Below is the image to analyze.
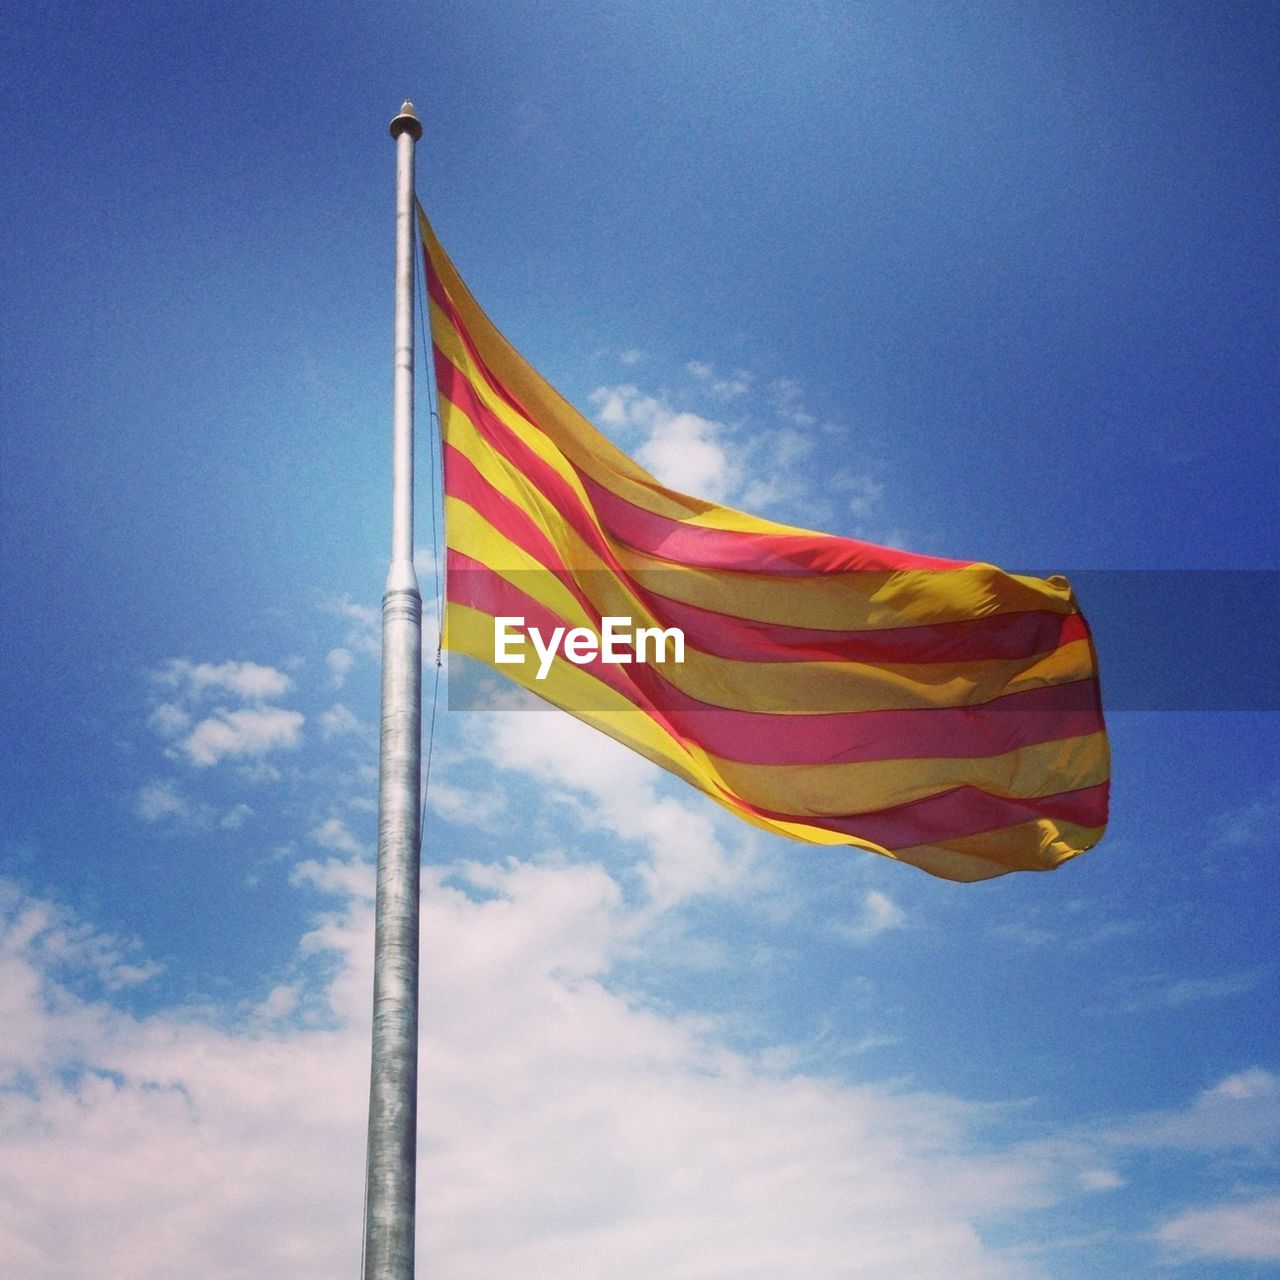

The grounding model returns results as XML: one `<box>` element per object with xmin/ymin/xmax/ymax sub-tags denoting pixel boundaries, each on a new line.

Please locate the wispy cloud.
<box><xmin>0</xmin><ymin>870</ymin><xmax>1063</xmax><ymax>1280</ymax></box>
<box><xmin>426</xmin><ymin>775</ymin><xmax>508</xmax><ymax>830</ymax></box>
<box><xmin>590</xmin><ymin>383</ymin><xmax>738</xmax><ymax>501</ymax></box>
<box><xmin>327</xmin><ymin>597</ymin><xmax>381</xmax><ymax>657</ymax></box>
<box><xmin>770</xmin><ymin>377</ymin><xmax>817</xmax><ymax>427</ymax></box>
<box><xmin>310</xmin><ymin>817</ymin><xmax>367</xmax><ymax>858</ymax></box>
<box><xmin>180</xmin><ymin>706</ymin><xmax>305</xmax><ymax>767</ymax></box>
<box><xmin>319</xmin><ymin>703</ymin><xmax>367</xmax><ymax>740</ymax></box>
<box><xmin>467</xmin><ymin>710</ymin><xmax>762</xmax><ymax>916</ymax></box>
<box><xmin>155</xmin><ymin>658</ymin><xmax>293</xmax><ymax>703</ymax></box>
<box><xmin>586</xmin><ymin>367</ymin><xmax>909</xmax><ymax>542</ymax></box>
<box><xmin>686</xmin><ymin>359</ymin><xmax>753</xmax><ymax>400</ymax></box>
<box><xmin>0</xmin><ymin>881</ymin><xmax>161</xmax><ymax>1005</ymax></box>
<box><xmin>134</xmin><ymin>779</ymin><xmax>193</xmax><ymax>823</ymax></box>
<box><xmin>220</xmin><ymin>803</ymin><xmax>254</xmax><ymax>830</ymax></box>
<box><xmin>135</xmin><ymin>780</ymin><xmax>252</xmax><ymax>830</ymax></box>
<box><xmin>292</xmin><ymin>854</ymin><xmax>375</xmax><ymax>903</ymax></box>
<box><xmin>1105</xmin><ymin>967</ymin><xmax>1269</xmax><ymax>1014</ymax></box>
<box><xmin>1153</xmin><ymin>1191</ymin><xmax>1280</xmax><ymax>1264</ymax></box>
<box><xmin>1211</xmin><ymin>786</ymin><xmax>1280</xmax><ymax>848</ymax></box>
<box><xmin>147</xmin><ymin>702</ymin><xmax>191</xmax><ymax>740</ymax></box>
<box><xmin>1106</xmin><ymin>1067</ymin><xmax>1280</xmax><ymax>1153</ymax></box>
<box><xmin>326</xmin><ymin>647</ymin><xmax>356</xmax><ymax>689</ymax></box>
<box><xmin>835</xmin><ymin>889</ymin><xmax>907</xmax><ymax>944</ymax></box>
<box><xmin>145</xmin><ymin>656</ymin><xmax>306</xmax><ymax>769</ymax></box>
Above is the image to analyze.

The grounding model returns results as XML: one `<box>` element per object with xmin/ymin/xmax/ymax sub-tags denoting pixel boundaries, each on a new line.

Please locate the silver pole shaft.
<box><xmin>363</xmin><ymin>99</ymin><xmax>424</xmax><ymax>1280</ymax></box>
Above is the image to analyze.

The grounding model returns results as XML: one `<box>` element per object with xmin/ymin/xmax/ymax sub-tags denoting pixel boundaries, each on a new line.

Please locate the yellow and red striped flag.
<box><xmin>421</xmin><ymin>206</ymin><xmax>1109</xmax><ymax>881</ymax></box>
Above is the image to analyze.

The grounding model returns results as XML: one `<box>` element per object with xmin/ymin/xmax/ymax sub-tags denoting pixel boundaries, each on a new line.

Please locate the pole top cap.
<box><xmin>389</xmin><ymin>100</ymin><xmax>423</xmax><ymax>141</ymax></box>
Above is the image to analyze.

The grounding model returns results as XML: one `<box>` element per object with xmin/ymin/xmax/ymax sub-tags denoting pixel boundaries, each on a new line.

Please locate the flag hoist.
<box><xmin>362</xmin><ymin>100</ymin><xmax>423</xmax><ymax>1280</ymax></box>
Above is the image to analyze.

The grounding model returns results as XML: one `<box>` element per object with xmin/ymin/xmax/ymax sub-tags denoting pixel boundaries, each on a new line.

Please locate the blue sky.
<box><xmin>2</xmin><ymin>2</ymin><xmax>1277</xmax><ymax>1276</ymax></box>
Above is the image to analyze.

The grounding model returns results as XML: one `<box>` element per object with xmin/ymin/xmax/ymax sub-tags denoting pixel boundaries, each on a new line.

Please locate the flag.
<box><xmin>420</xmin><ymin>206</ymin><xmax>1109</xmax><ymax>882</ymax></box>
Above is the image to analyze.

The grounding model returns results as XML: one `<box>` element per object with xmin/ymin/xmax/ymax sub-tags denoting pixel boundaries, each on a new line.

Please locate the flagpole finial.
<box><xmin>389</xmin><ymin>100</ymin><xmax>423</xmax><ymax>141</ymax></box>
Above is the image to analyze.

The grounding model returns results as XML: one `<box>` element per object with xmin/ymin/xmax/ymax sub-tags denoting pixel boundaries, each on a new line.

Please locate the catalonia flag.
<box><xmin>420</xmin><ymin>206</ymin><xmax>1109</xmax><ymax>882</ymax></box>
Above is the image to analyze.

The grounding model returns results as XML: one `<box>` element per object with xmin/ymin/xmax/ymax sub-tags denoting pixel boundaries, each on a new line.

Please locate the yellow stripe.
<box><xmin>896</xmin><ymin>820</ymin><xmax>1106</xmax><ymax>881</ymax></box>
<box><xmin>701</xmin><ymin>733</ymin><xmax>1109</xmax><ymax>817</ymax></box>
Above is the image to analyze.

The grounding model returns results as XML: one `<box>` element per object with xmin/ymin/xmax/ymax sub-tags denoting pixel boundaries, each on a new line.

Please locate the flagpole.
<box><xmin>363</xmin><ymin>99</ymin><xmax>424</xmax><ymax>1280</ymax></box>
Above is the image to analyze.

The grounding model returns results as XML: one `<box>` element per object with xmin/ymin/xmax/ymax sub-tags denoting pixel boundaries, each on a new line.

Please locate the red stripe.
<box><xmin>447</xmin><ymin>440</ymin><xmax>1088</xmax><ymax>666</ymax></box>
<box><xmin>761</xmin><ymin>780</ymin><xmax>1111</xmax><ymax>850</ymax></box>
<box><xmin>447</xmin><ymin>555</ymin><xmax>1105</xmax><ymax>766</ymax></box>
<box><xmin>649</xmin><ymin>671</ymin><xmax>1104</xmax><ymax>766</ymax></box>
<box><xmin>637</xmin><ymin>590</ymin><xmax>1090</xmax><ymax>664</ymax></box>
<box><xmin>427</xmin><ymin>252</ymin><xmax>539</xmax><ymax>428</ymax></box>
<box><xmin>576</xmin><ymin>471</ymin><xmax>970</xmax><ymax>573</ymax></box>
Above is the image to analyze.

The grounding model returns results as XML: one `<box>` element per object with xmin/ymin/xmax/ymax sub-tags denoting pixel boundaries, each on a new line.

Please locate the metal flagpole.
<box><xmin>363</xmin><ymin>99</ymin><xmax>424</xmax><ymax>1280</ymax></box>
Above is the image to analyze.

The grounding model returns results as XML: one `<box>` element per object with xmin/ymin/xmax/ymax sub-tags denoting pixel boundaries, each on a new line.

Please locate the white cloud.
<box><xmin>686</xmin><ymin>359</ymin><xmax>753</xmax><ymax>400</ymax></box>
<box><xmin>134</xmin><ymin>779</ymin><xmax>191</xmax><ymax>823</ymax></box>
<box><xmin>590</xmin><ymin>382</ymin><xmax>648</xmax><ymax>430</ymax></box>
<box><xmin>0</xmin><ymin>871</ymin><xmax>1064</xmax><ymax>1280</ymax></box>
<box><xmin>1113</xmin><ymin>968</ymin><xmax>1269</xmax><ymax>1013</ymax></box>
<box><xmin>989</xmin><ymin>920</ymin><xmax>1057</xmax><ymax>947</ymax></box>
<box><xmin>426</xmin><ymin>776</ymin><xmax>507</xmax><ymax>830</ymax></box>
<box><xmin>8</xmin><ymin>841</ymin><xmax>1279</xmax><ymax>1280</ymax></box>
<box><xmin>147</xmin><ymin>702</ymin><xmax>190</xmax><ymax>739</ymax></box>
<box><xmin>637</xmin><ymin>410</ymin><xmax>736</xmax><ymax>500</ymax></box>
<box><xmin>326</xmin><ymin>647</ymin><xmax>356</xmax><ymax>689</ymax></box>
<box><xmin>220</xmin><ymin>803</ymin><xmax>254</xmax><ymax>830</ymax></box>
<box><xmin>618</xmin><ymin>347</ymin><xmax>645</xmax><ymax>366</ymax></box>
<box><xmin>585</xmin><ymin>372</ymin><xmax>886</xmax><ymax>536</ymax></box>
<box><xmin>1160</xmin><ymin>971</ymin><xmax>1268</xmax><ymax>1006</ymax></box>
<box><xmin>292</xmin><ymin>854</ymin><xmax>376</xmax><ymax>903</ymax></box>
<box><xmin>1204</xmin><ymin>1068</ymin><xmax>1280</xmax><ymax>1102</ymax></box>
<box><xmin>843</xmin><ymin>472</ymin><xmax>885</xmax><ymax>519</ymax></box>
<box><xmin>328</xmin><ymin>597</ymin><xmax>381</xmax><ymax>657</ymax></box>
<box><xmin>836</xmin><ymin>890</ymin><xmax>907</xmax><ymax>944</ymax></box>
<box><xmin>770</xmin><ymin>377</ymin><xmax>817</xmax><ymax>427</ymax></box>
<box><xmin>589</xmin><ymin>384</ymin><xmax>737</xmax><ymax>501</ymax></box>
<box><xmin>1154</xmin><ymin>1191</ymin><xmax>1280</xmax><ymax>1263</ymax></box>
<box><xmin>1212</xmin><ymin>788</ymin><xmax>1280</xmax><ymax>848</ymax></box>
<box><xmin>180</xmin><ymin>707</ymin><xmax>305</xmax><ymax>767</ymax></box>
<box><xmin>311</xmin><ymin>817</ymin><xmax>367</xmax><ymax>858</ymax></box>
<box><xmin>253</xmin><ymin>983</ymin><xmax>301</xmax><ymax>1021</ymax></box>
<box><xmin>0</xmin><ymin>885</ymin><xmax>160</xmax><ymax>1018</ymax></box>
<box><xmin>1107</xmin><ymin>1067</ymin><xmax>1280</xmax><ymax>1153</ymax></box>
<box><xmin>473</xmin><ymin>710</ymin><xmax>759</xmax><ymax>914</ymax></box>
<box><xmin>156</xmin><ymin>659</ymin><xmax>293</xmax><ymax>703</ymax></box>
<box><xmin>319</xmin><ymin>703</ymin><xmax>366</xmax><ymax>740</ymax></box>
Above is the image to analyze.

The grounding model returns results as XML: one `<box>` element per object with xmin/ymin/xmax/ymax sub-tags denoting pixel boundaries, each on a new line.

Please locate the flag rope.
<box><xmin>415</xmin><ymin>203</ymin><xmax>445</xmax><ymax>852</ymax></box>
